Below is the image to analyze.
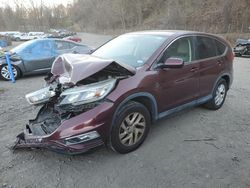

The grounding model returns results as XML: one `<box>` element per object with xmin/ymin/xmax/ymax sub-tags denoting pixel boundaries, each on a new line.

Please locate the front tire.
<box><xmin>204</xmin><ymin>79</ymin><xmax>228</xmax><ymax>110</ymax></box>
<box><xmin>109</xmin><ymin>101</ymin><xmax>151</xmax><ymax>154</ymax></box>
<box><xmin>0</xmin><ymin>64</ymin><xmax>21</xmax><ymax>81</ymax></box>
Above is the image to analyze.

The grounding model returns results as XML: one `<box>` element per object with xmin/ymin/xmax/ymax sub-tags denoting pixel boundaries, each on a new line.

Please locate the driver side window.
<box><xmin>160</xmin><ymin>37</ymin><xmax>194</xmax><ymax>64</ymax></box>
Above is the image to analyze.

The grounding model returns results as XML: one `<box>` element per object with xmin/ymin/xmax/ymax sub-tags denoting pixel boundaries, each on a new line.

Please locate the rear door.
<box><xmin>194</xmin><ymin>36</ymin><xmax>226</xmax><ymax>97</ymax></box>
<box><xmin>156</xmin><ymin>36</ymin><xmax>200</xmax><ymax>112</ymax></box>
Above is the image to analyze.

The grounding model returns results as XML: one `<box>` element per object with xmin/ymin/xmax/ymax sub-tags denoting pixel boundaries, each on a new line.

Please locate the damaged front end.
<box><xmin>13</xmin><ymin>54</ymin><xmax>135</xmax><ymax>154</ymax></box>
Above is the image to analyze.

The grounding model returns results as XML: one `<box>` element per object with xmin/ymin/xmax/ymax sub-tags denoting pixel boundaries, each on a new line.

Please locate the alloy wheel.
<box><xmin>1</xmin><ymin>65</ymin><xmax>17</xmax><ymax>80</ymax></box>
<box><xmin>215</xmin><ymin>84</ymin><xmax>226</xmax><ymax>106</ymax></box>
<box><xmin>119</xmin><ymin>112</ymin><xmax>146</xmax><ymax>146</ymax></box>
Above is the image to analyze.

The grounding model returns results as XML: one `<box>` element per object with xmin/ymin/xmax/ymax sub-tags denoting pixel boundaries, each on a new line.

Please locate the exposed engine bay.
<box><xmin>25</xmin><ymin>54</ymin><xmax>135</xmax><ymax>136</ymax></box>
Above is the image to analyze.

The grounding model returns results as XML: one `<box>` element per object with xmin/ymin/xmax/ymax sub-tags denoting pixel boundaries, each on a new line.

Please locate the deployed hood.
<box><xmin>51</xmin><ymin>54</ymin><xmax>136</xmax><ymax>84</ymax></box>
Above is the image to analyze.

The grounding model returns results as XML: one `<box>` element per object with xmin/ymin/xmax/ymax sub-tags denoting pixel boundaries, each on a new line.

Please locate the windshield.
<box><xmin>10</xmin><ymin>40</ymin><xmax>35</xmax><ymax>54</ymax></box>
<box><xmin>92</xmin><ymin>34</ymin><xmax>167</xmax><ymax>68</ymax></box>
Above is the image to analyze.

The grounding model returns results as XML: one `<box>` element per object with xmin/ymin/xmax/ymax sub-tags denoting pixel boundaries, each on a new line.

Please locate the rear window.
<box><xmin>215</xmin><ymin>40</ymin><xmax>226</xmax><ymax>55</ymax></box>
<box><xmin>195</xmin><ymin>36</ymin><xmax>216</xmax><ymax>60</ymax></box>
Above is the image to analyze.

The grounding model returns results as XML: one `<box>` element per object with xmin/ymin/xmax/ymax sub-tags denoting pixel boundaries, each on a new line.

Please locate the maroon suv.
<box><xmin>13</xmin><ymin>31</ymin><xmax>234</xmax><ymax>154</ymax></box>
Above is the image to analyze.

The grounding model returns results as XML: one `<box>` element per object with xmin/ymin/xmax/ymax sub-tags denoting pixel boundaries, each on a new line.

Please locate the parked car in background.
<box><xmin>0</xmin><ymin>35</ymin><xmax>12</xmax><ymax>47</ymax></box>
<box><xmin>13</xmin><ymin>31</ymin><xmax>234</xmax><ymax>155</ymax></box>
<box><xmin>13</xmin><ymin>32</ymin><xmax>45</xmax><ymax>41</ymax></box>
<box><xmin>0</xmin><ymin>38</ymin><xmax>92</xmax><ymax>80</ymax></box>
<box><xmin>12</xmin><ymin>32</ymin><xmax>26</xmax><ymax>41</ymax></box>
<box><xmin>5</xmin><ymin>32</ymin><xmax>22</xmax><ymax>41</ymax></box>
<box><xmin>64</xmin><ymin>35</ymin><xmax>82</xmax><ymax>43</ymax></box>
<box><xmin>234</xmin><ymin>38</ymin><xmax>250</xmax><ymax>57</ymax></box>
<box><xmin>47</xmin><ymin>30</ymin><xmax>76</xmax><ymax>39</ymax></box>
<box><xmin>42</xmin><ymin>33</ymin><xmax>53</xmax><ymax>38</ymax></box>
<box><xmin>57</xmin><ymin>29</ymin><xmax>76</xmax><ymax>38</ymax></box>
<box><xmin>0</xmin><ymin>31</ymin><xmax>20</xmax><ymax>36</ymax></box>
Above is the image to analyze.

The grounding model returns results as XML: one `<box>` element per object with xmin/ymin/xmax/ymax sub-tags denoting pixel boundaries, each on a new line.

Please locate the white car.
<box><xmin>14</xmin><ymin>32</ymin><xmax>45</xmax><ymax>41</ymax></box>
<box><xmin>0</xmin><ymin>31</ymin><xmax>20</xmax><ymax>36</ymax></box>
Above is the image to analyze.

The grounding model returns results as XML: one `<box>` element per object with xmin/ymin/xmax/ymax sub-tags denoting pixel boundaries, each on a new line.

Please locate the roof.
<box><xmin>34</xmin><ymin>38</ymin><xmax>66</xmax><ymax>42</ymax></box>
<box><xmin>125</xmin><ymin>30</ymin><xmax>211</xmax><ymax>37</ymax></box>
<box><xmin>124</xmin><ymin>30</ymin><xmax>227</xmax><ymax>44</ymax></box>
<box><xmin>33</xmin><ymin>38</ymin><xmax>84</xmax><ymax>45</ymax></box>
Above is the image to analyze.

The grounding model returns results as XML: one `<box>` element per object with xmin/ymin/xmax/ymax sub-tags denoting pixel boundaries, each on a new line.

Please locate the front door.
<box><xmin>156</xmin><ymin>36</ymin><xmax>200</xmax><ymax>113</ymax></box>
<box><xmin>22</xmin><ymin>40</ymin><xmax>55</xmax><ymax>72</ymax></box>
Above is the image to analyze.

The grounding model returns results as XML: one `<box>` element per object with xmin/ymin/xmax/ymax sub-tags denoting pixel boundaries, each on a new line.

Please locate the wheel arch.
<box><xmin>111</xmin><ymin>92</ymin><xmax>158</xmax><ymax>127</ymax></box>
<box><xmin>108</xmin><ymin>92</ymin><xmax>158</xmax><ymax>151</ymax></box>
<box><xmin>0</xmin><ymin>63</ymin><xmax>22</xmax><ymax>80</ymax></box>
<box><xmin>213</xmin><ymin>73</ymin><xmax>232</xmax><ymax>92</ymax></box>
<box><xmin>221</xmin><ymin>74</ymin><xmax>230</xmax><ymax>90</ymax></box>
<box><xmin>130</xmin><ymin>95</ymin><xmax>158</xmax><ymax>123</ymax></box>
<box><xmin>1</xmin><ymin>63</ymin><xmax>23</xmax><ymax>76</ymax></box>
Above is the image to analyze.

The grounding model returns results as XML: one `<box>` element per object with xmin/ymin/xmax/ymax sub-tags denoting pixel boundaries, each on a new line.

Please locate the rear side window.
<box><xmin>215</xmin><ymin>40</ymin><xmax>226</xmax><ymax>55</ymax></box>
<box><xmin>68</xmin><ymin>42</ymin><xmax>77</xmax><ymax>49</ymax></box>
<box><xmin>55</xmin><ymin>41</ymin><xmax>72</xmax><ymax>50</ymax></box>
<box><xmin>195</xmin><ymin>36</ymin><xmax>216</xmax><ymax>60</ymax></box>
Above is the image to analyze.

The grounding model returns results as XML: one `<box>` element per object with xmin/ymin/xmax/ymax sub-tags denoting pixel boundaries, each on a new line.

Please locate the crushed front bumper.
<box><xmin>12</xmin><ymin>101</ymin><xmax>115</xmax><ymax>155</ymax></box>
<box><xmin>12</xmin><ymin>130</ymin><xmax>104</xmax><ymax>155</ymax></box>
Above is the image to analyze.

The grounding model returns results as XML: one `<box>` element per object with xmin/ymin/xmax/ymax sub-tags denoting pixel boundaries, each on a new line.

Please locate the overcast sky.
<box><xmin>0</xmin><ymin>0</ymin><xmax>74</xmax><ymax>8</ymax></box>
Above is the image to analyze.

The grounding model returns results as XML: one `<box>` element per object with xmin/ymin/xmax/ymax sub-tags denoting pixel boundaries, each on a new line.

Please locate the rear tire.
<box><xmin>204</xmin><ymin>79</ymin><xmax>228</xmax><ymax>110</ymax></box>
<box><xmin>109</xmin><ymin>101</ymin><xmax>151</xmax><ymax>154</ymax></box>
<box><xmin>0</xmin><ymin>64</ymin><xmax>21</xmax><ymax>81</ymax></box>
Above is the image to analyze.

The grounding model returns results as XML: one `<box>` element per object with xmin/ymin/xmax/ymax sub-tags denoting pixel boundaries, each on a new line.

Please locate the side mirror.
<box><xmin>157</xmin><ymin>58</ymin><xmax>184</xmax><ymax>69</ymax></box>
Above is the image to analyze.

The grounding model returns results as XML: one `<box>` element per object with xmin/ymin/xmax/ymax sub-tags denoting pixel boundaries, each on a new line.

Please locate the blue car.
<box><xmin>0</xmin><ymin>38</ymin><xmax>92</xmax><ymax>80</ymax></box>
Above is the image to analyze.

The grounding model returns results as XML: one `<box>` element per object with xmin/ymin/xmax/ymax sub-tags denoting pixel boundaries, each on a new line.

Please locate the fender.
<box><xmin>212</xmin><ymin>72</ymin><xmax>232</xmax><ymax>92</ymax></box>
<box><xmin>0</xmin><ymin>59</ymin><xmax>25</xmax><ymax>73</ymax></box>
<box><xmin>110</xmin><ymin>92</ymin><xmax>158</xmax><ymax>130</ymax></box>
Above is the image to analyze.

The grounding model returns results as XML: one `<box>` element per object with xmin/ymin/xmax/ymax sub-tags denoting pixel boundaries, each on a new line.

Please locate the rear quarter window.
<box><xmin>215</xmin><ymin>39</ymin><xmax>226</xmax><ymax>55</ymax></box>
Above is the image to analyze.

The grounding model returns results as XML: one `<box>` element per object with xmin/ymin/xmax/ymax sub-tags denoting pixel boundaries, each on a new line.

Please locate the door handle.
<box><xmin>217</xmin><ymin>60</ymin><xmax>223</xmax><ymax>66</ymax></box>
<box><xmin>190</xmin><ymin>67</ymin><xmax>199</xmax><ymax>72</ymax></box>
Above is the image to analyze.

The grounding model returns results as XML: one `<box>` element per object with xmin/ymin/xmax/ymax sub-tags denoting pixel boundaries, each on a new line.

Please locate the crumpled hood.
<box><xmin>51</xmin><ymin>53</ymin><xmax>136</xmax><ymax>84</ymax></box>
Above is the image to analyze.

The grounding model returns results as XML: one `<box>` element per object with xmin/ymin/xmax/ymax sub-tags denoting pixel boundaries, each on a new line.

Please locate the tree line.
<box><xmin>0</xmin><ymin>0</ymin><xmax>249</xmax><ymax>33</ymax></box>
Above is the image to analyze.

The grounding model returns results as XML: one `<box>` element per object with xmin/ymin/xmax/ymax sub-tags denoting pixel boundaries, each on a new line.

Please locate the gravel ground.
<box><xmin>0</xmin><ymin>34</ymin><xmax>250</xmax><ymax>188</ymax></box>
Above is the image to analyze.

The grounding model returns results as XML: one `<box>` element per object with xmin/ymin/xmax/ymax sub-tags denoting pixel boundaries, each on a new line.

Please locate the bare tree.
<box><xmin>0</xmin><ymin>0</ymin><xmax>249</xmax><ymax>34</ymax></box>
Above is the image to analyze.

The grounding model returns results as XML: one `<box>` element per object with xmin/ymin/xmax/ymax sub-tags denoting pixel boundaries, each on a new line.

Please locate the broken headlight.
<box><xmin>59</xmin><ymin>79</ymin><xmax>116</xmax><ymax>106</ymax></box>
<box><xmin>26</xmin><ymin>86</ymin><xmax>56</xmax><ymax>105</ymax></box>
